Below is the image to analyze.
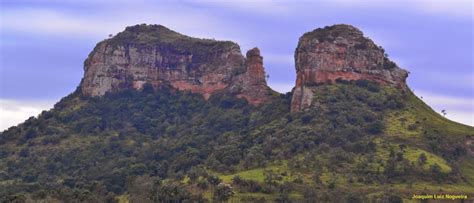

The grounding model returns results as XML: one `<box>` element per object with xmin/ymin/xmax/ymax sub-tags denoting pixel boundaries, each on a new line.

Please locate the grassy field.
<box><xmin>217</xmin><ymin>161</ymin><xmax>291</xmax><ymax>184</ymax></box>
<box><xmin>404</xmin><ymin>148</ymin><xmax>452</xmax><ymax>173</ymax></box>
<box><xmin>460</xmin><ymin>158</ymin><xmax>474</xmax><ymax>185</ymax></box>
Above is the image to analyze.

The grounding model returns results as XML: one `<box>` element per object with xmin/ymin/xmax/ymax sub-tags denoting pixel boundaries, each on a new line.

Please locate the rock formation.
<box><xmin>231</xmin><ymin>47</ymin><xmax>272</xmax><ymax>105</ymax></box>
<box><xmin>80</xmin><ymin>24</ymin><xmax>274</xmax><ymax>105</ymax></box>
<box><xmin>81</xmin><ymin>24</ymin><xmax>409</xmax><ymax>109</ymax></box>
<box><xmin>291</xmin><ymin>24</ymin><xmax>409</xmax><ymax>112</ymax></box>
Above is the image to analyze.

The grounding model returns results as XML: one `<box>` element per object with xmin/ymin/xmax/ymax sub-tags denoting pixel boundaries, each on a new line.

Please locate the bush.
<box><xmin>214</xmin><ymin>183</ymin><xmax>233</xmax><ymax>201</ymax></box>
<box><xmin>301</xmin><ymin>114</ymin><xmax>313</xmax><ymax>124</ymax></box>
<box><xmin>366</xmin><ymin>121</ymin><xmax>385</xmax><ymax>134</ymax></box>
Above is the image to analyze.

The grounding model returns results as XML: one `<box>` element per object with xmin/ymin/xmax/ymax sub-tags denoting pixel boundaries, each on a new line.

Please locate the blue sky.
<box><xmin>0</xmin><ymin>0</ymin><xmax>473</xmax><ymax>129</ymax></box>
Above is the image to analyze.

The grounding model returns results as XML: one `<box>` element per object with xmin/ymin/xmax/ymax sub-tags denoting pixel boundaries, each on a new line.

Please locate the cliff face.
<box><xmin>81</xmin><ymin>24</ymin><xmax>273</xmax><ymax>105</ymax></box>
<box><xmin>291</xmin><ymin>24</ymin><xmax>409</xmax><ymax>112</ymax></box>
<box><xmin>232</xmin><ymin>47</ymin><xmax>272</xmax><ymax>105</ymax></box>
<box><xmin>81</xmin><ymin>24</ymin><xmax>409</xmax><ymax>109</ymax></box>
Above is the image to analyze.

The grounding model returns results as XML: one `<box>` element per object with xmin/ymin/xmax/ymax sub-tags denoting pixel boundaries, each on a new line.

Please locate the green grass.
<box><xmin>404</xmin><ymin>148</ymin><xmax>451</xmax><ymax>173</ymax></box>
<box><xmin>460</xmin><ymin>158</ymin><xmax>474</xmax><ymax>185</ymax></box>
<box><xmin>218</xmin><ymin>162</ymin><xmax>290</xmax><ymax>183</ymax></box>
<box><xmin>374</xmin><ymin>139</ymin><xmax>451</xmax><ymax>173</ymax></box>
<box><xmin>406</xmin><ymin>92</ymin><xmax>473</xmax><ymax>136</ymax></box>
<box><xmin>116</xmin><ymin>194</ymin><xmax>129</xmax><ymax>203</ymax></box>
<box><xmin>385</xmin><ymin>110</ymin><xmax>423</xmax><ymax>138</ymax></box>
<box><xmin>384</xmin><ymin>91</ymin><xmax>473</xmax><ymax>147</ymax></box>
<box><xmin>227</xmin><ymin>191</ymin><xmax>303</xmax><ymax>201</ymax></box>
<box><xmin>391</xmin><ymin>182</ymin><xmax>474</xmax><ymax>195</ymax></box>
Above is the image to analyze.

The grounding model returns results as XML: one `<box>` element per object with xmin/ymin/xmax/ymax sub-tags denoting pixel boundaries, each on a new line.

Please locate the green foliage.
<box><xmin>0</xmin><ymin>81</ymin><xmax>472</xmax><ymax>201</ymax></box>
<box><xmin>214</xmin><ymin>183</ymin><xmax>234</xmax><ymax>201</ymax></box>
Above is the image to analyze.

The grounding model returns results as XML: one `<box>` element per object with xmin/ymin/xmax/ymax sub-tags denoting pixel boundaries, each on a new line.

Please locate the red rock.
<box><xmin>80</xmin><ymin>24</ymin><xmax>274</xmax><ymax>105</ymax></box>
<box><xmin>233</xmin><ymin>47</ymin><xmax>273</xmax><ymax>105</ymax></box>
<box><xmin>291</xmin><ymin>24</ymin><xmax>409</xmax><ymax>112</ymax></box>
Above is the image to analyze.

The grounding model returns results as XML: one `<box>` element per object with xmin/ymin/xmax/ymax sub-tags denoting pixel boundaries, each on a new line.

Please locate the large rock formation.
<box><xmin>80</xmin><ymin>24</ymin><xmax>274</xmax><ymax>105</ymax></box>
<box><xmin>291</xmin><ymin>24</ymin><xmax>409</xmax><ymax>112</ymax></box>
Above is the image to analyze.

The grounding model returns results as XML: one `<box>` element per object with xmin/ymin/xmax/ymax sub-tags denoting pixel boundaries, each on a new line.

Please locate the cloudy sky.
<box><xmin>0</xmin><ymin>0</ymin><xmax>473</xmax><ymax>130</ymax></box>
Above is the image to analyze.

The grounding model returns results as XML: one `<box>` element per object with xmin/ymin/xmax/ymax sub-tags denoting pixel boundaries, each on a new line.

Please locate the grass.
<box><xmin>385</xmin><ymin>110</ymin><xmax>423</xmax><ymax>138</ymax></box>
<box><xmin>116</xmin><ymin>194</ymin><xmax>129</xmax><ymax>203</ymax></box>
<box><xmin>217</xmin><ymin>161</ymin><xmax>291</xmax><ymax>184</ymax></box>
<box><xmin>227</xmin><ymin>191</ymin><xmax>303</xmax><ymax>201</ymax></box>
<box><xmin>404</xmin><ymin>148</ymin><xmax>451</xmax><ymax>173</ymax></box>
<box><xmin>405</xmin><ymin>92</ymin><xmax>473</xmax><ymax>137</ymax></box>
<box><xmin>460</xmin><ymin>158</ymin><xmax>474</xmax><ymax>185</ymax></box>
<box><xmin>384</xmin><ymin>91</ymin><xmax>473</xmax><ymax>147</ymax></box>
<box><xmin>374</xmin><ymin>138</ymin><xmax>451</xmax><ymax>173</ymax></box>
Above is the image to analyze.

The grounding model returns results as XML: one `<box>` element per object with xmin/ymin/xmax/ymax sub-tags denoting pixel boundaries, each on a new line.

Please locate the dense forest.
<box><xmin>1</xmin><ymin>80</ymin><xmax>473</xmax><ymax>202</ymax></box>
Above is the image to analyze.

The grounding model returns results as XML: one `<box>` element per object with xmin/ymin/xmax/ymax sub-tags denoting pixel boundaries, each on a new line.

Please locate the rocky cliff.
<box><xmin>291</xmin><ymin>24</ymin><xmax>409</xmax><ymax>112</ymax></box>
<box><xmin>80</xmin><ymin>24</ymin><xmax>274</xmax><ymax>105</ymax></box>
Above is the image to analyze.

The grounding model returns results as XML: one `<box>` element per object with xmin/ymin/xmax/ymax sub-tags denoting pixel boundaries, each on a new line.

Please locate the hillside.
<box><xmin>0</xmin><ymin>24</ymin><xmax>473</xmax><ymax>202</ymax></box>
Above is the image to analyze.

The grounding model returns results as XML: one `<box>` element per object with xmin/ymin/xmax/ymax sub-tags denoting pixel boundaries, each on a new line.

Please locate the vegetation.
<box><xmin>0</xmin><ymin>80</ymin><xmax>472</xmax><ymax>202</ymax></box>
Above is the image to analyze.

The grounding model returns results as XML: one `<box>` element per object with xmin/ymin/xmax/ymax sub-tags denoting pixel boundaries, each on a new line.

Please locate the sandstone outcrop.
<box><xmin>291</xmin><ymin>24</ymin><xmax>409</xmax><ymax>112</ymax></box>
<box><xmin>80</xmin><ymin>24</ymin><xmax>274</xmax><ymax>105</ymax></box>
<box><xmin>232</xmin><ymin>47</ymin><xmax>273</xmax><ymax>105</ymax></box>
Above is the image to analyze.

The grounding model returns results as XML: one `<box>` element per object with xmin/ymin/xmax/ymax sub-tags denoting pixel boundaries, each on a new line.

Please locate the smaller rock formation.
<box><xmin>291</xmin><ymin>24</ymin><xmax>409</xmax><ymax>112</ymax></box>
<box><xmin>231</xmin><ymin>47</ymin><xmax>273</xmax><ymax>105</ymax></box>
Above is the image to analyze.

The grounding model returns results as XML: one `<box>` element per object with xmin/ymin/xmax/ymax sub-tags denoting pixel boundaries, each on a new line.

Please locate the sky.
<box><xmin>0</xmin><ymin>0</ymin><xmax>473</xmax><ymax>130</ymax></box>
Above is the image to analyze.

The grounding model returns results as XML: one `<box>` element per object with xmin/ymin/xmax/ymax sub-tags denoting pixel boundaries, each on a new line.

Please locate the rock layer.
<box><xmin>80</xmin><ymin>24</ymin><xmax>274</xmax><ymax>105</ymax></box>
<box><xmin>291</xmin><ymin>24</ymin><xmax>408</xmax><ymax>112</ymax></box>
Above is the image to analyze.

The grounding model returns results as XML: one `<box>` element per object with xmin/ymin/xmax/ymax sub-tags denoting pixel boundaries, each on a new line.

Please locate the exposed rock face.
<box><xmin>232</xmin><ymin>47</ymin><xmax>273</xmax><ymax>105</ymax></box>
<box><xmin>291</xmin><ymin>24</ymin><xmax>409</xmax><ymax>112</ymax></box>
<box><xmin>81</xmin><ymin>24</ymin><xmax>274</xmax><ymax>105</ymax></box>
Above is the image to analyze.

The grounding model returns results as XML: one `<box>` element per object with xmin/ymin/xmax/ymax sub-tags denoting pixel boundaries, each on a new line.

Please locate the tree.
<box><xmin>418</xmin><ymin>153</ymin><xmax>427</xmax><ymax>165</ymax></box>
<box><xmin>441</xmin><ymin>109</ymin><xmax>447</xmax><ymax>116</ymax></box>
<box><xmin>197</xmin><ymin>179</ymin><xmax>208</xmax><ymax>190</ymax></box>
<box><xmin>207</xmin><ymin>175</ymin><xmax>221</xmax><ymax>186</ymax></box>
<box><xmin>430</xmin><ymin>163</ymin><xmax>441</xmax><ymax>175</ymax></box>
<box><xmin>387</xmin><ymin>195</ymin><xmax>403</xmax><ymax>203</ymax></box>
<box><xmin>367</xmin><ymin>121</ymin><xmax>385</xmax><ymax>134</ymax></box>
<box><xmin>214</xmin><ymin>183</ymin><xmax>233</xmax><ymax>201</ymax></box>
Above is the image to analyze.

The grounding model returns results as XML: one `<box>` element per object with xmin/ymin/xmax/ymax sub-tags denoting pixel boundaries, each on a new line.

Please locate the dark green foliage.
<box><xmin>387</xmin><ymin>195</ymin><xmax>403</xmax><ymax>203</ymax></box>
<box><xmin>214</xmin><ymin>183</ymin><xmax>233</xmax><ymax>201</ymax></box>
<box><xmin>383</xmin><ymin>57</ymin><xmax>397</xmax><ymax>69</ymax></box>
<box><xmin>418</xmin><ymin>153</ymin><xmax>427</xmax><ymax>165</ymax></box>
<box><xmin>0</xmin><ymin>81</ymin><xmax>470</xmax><ymax>201</ymax></box>
<box><xmin>367</xmin><ymin>120</ymin><xmax>385</xmax><ymax>134</ymax></box>
<box><xmin>355</xmin><ymin>79</ymin><xmax>380</xmax><ymax>92</ymax></box>
<box><xmin>153</xmin><ymin>182</ymin><xmax>190</xmax><ymax>202</ymax></box>
<box><xmin>207</xmin><ymin>175</ymin><xmax>222</xmax><ymax>186</ymax></box>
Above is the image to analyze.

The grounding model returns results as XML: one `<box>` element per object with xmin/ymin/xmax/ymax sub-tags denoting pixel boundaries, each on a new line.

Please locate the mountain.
<box><xmin>1</xmin><ymin>24</ymin><xmax>473</xmax><ymax>203</ymax></box>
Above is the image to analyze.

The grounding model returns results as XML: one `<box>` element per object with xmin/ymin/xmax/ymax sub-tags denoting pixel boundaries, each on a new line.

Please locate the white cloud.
<box><xmin>269</xmin><ymin>82</ymin><xmax>294</xmax><ymax>93</ymax></box>
<box><xmin>441</xmin><ymin>110</ymin><xmax>474</xmax><ymax>127</ymax></box>
<box><xmin>414</xmin><ymin>90</ymin><xmax>474</xmax><ymax>126</ymax></box>
<box><xmin>1</xmin><ymin>8</ymin><xmax>119</xmax><ymax>38</ymax></box>
<box><xmin>327</xmin><ymin>0</ymin><xmax>472</xmax><ymax>19</ymax></box>
<box><xmin>264</xmin><ymin>53</ymin><xmax>294</xmax><ymax>65</ymax></box>
<box><xmin>0</xmin><ymin>99</ymin><xmax>55</xmax><ymax>131</ymax></box>
<box><xmin>414</xmin><ymin>72</ymin><xmax>474</xmax><ymax>89</ymax></box>
<box><xmin>0</xmin><ymin>6</ymin><xmax>249</xmax><ymax>43</ymax></box>
<box><xmin>192</xmin><ymin>0</ymin><xmax>291</xmax><ymax>15</ymax></box>
<box><xmin>194</xmin><ymin>0</ymin><xmax>473</xmax><ymax>19</ymax></box>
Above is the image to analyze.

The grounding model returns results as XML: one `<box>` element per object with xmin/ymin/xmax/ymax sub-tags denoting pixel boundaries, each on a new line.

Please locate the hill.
<box><xmin>0</xmin><ymin>24</ymin><xmax>473</xmax><ymax>202</ymax></box>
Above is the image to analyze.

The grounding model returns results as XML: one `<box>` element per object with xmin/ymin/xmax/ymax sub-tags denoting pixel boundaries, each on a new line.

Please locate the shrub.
<box><xmin>214</xmin><ymin>183</ymin><xmax>233</xmax><ymax>201</ymax></box>
<box><xmin>366</xmin><ymin>121</ymin><xmax>385</xmax><ymax>134</ymax></box>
